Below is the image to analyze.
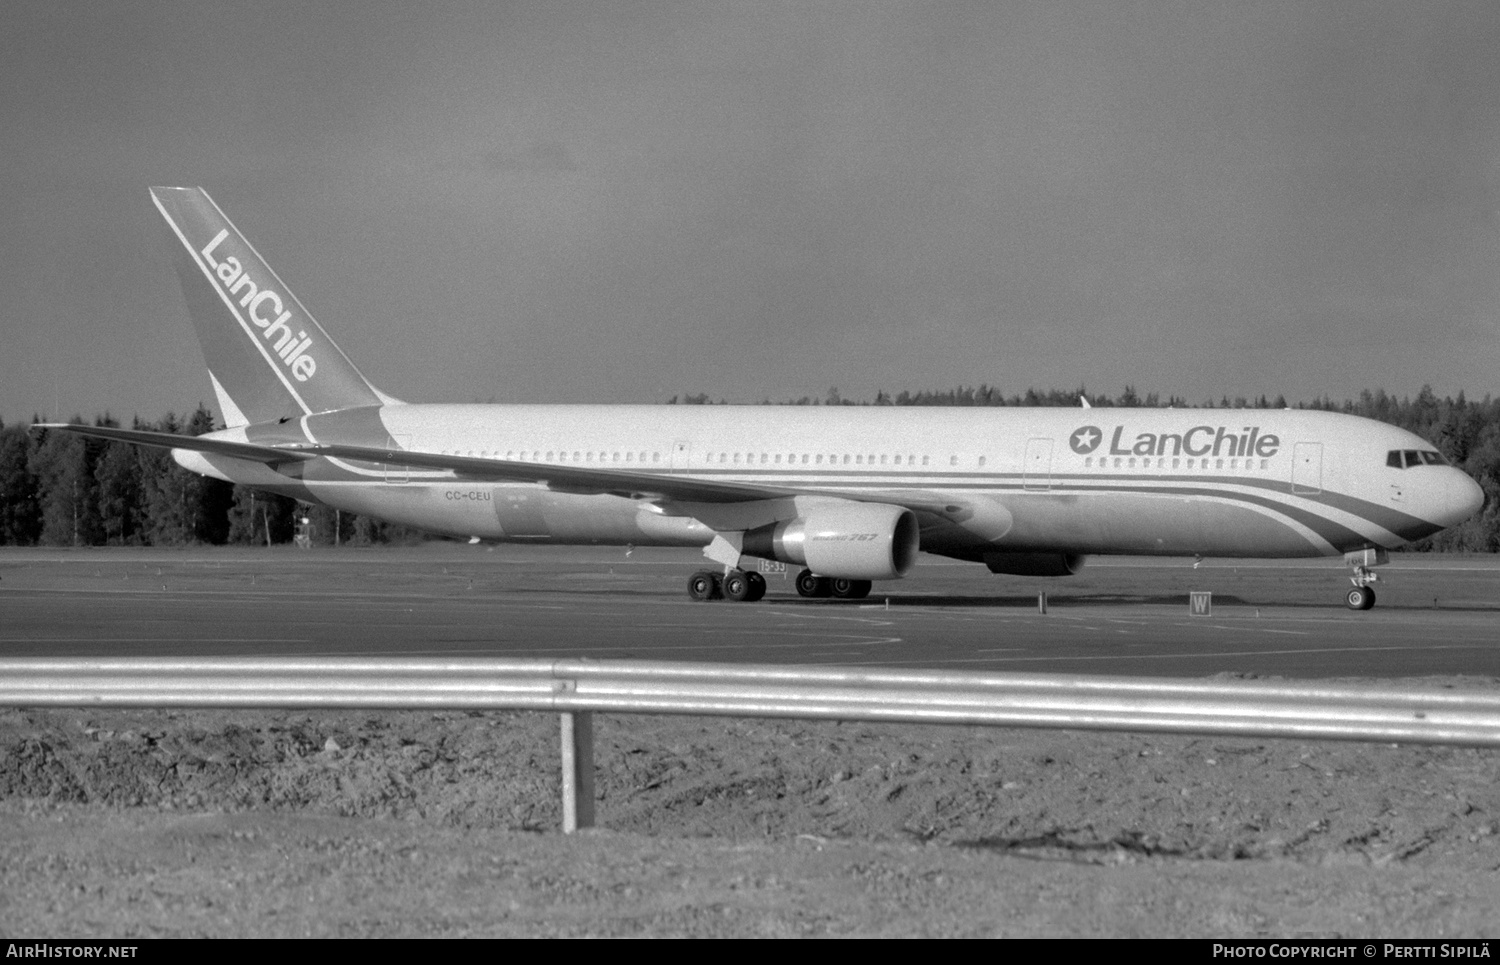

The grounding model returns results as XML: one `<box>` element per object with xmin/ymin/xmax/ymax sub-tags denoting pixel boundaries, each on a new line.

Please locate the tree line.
<box><xmin>3</xmin><ymin>385</ymin><xmax>1497</xmax><ymax>550</ymax></box>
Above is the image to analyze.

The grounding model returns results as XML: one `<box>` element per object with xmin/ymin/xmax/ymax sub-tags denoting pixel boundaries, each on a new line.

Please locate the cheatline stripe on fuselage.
<box><xmin>302</xmin><ymin>475</ymin><xmax>1380</xmax><ymax>549</ymax></box>
<box><xmin>287</xmin><ymin>453</ymin><xmax>1433</xmax><ymax>537</ymax></box>
<box><xmin>257</xmin><ymin>450</ymin><xmax>1434</xmax><ymax>549</ymax></box>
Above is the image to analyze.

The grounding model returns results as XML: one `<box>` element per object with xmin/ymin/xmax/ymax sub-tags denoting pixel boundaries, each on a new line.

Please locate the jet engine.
<box><xmin>983</xmin><ymin>552</ymin><xmax>1087</xmax><ymax>577</ymax></box>
<box><xmin>742</xmin><ymin>503</ymin><xmax>920</xmax><ymax>581</ymax></box>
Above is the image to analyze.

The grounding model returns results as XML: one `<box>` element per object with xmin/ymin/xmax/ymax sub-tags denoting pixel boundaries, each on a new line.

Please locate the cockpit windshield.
<box><xmin>1386</xmin><ymin>449</ymin><xmax>1449</xmax><ymax>469</ymax></box>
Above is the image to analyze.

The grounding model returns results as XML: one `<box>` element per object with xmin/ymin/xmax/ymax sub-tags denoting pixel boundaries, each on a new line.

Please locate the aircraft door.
<box><xmin>1292</xmin><ymin>442</ymin><xmax>1323</xmax><ymax>494</ymax></box>
<box><xmin>384</xmin><ymin>434</ymin><xmax>410</xmax><ymax>485</ymax></box>
<box><xmin>671</xmin><ymin>439</ymin><xmax>692</xmax><ymax>470</ymax></box>
<box><xmin>1023</xmin><ymin>437</ymin><xmax>1053</xmax><ymax>491</ymax></box>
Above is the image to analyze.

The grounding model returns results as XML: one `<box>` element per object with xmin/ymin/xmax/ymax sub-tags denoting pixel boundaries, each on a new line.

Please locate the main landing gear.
<box><xmin>794</xmin><ymin>569</ymin><xmax>872</xmax><ymax>600</ymax></box>
<box><xmin>685</xmin><ymin>567</ymin><xmax>873</xmax><ymax>602</ymax></box>
<box><xmin>687</xmin><ymin>568</ymin><xmax>766</xmax><ymax>602</ymax></box>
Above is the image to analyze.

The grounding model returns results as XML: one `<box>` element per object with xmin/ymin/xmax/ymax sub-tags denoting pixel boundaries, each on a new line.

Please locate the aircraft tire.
<box><xmin>723</xmin><ymin>570</ymin><xmax>753</xmax><ymax>602</ymax></box>
<box><xmin>745</xmin><ymin>571</ymin><xmax>767</xmax><ymax>602</ymax></box>
<box><xmin>830</xmin><ymin>578</ymin><xmax>872</xmax><ymax>599</ymax></box>
<box><xmin>795</xmin><ymin>569</ymin><xmax>832</xmax><ymax>598</ymax></box>
<box><xmin>688</xmin><ymin>571</ymin><xmax>722</xmax><ymax>601</ymax></box>
<box><xmin>1346</xmin><ymin>586</ymin><xmax>1376</xmax><ymax>611</ymax></box>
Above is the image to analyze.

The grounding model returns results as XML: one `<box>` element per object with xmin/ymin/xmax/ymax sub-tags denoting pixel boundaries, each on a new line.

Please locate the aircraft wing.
<box><xmin>302</xmin><ymin>445</ymin><xmax>978</xmax><ymax>517</ymax></box>
<box><xmin>31</xmin><ymin>423</ymin><xmax>318</xmax><ymax>466</ymax></box>
<box><xmin>35</xmin><ymin>423</ymin><xmax>964</xmax><ymax>513</ymax></box>
<box><xmin>301</xmin><ymin>442</ymin><xmax>804</xmax><ymax>504</ymax></box>
<box><xmin>33</xmin><ymin>424</ymin><xmax>797</xmax><ymax>504</ymax></box>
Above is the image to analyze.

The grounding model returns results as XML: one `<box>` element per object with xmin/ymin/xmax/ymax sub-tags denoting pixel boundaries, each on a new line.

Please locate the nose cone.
<box><xmin>1436</xmin><ymin>468</ymin><xmax>1485</xmax><ymax>528</ymax></box>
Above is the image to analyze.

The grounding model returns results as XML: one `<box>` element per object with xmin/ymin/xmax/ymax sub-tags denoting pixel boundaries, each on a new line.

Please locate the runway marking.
<box><xmin>1165</xmin><ymin>622</ymin><xmax>1311</xmax><ymax>635</ymax></box>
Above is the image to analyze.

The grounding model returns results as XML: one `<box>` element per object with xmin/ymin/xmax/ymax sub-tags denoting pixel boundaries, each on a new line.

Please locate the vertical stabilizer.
<box><xmin>150</xmin><ymin>186</ymin><xmax>396</xmax><ymax>425</ymax></box>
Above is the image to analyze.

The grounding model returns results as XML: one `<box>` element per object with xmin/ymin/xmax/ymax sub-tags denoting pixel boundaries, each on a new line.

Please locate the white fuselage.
<box><xmin>184</xmin><ymin>404</ymin><xmax>1485</xmax><ymax>565</ymax></box>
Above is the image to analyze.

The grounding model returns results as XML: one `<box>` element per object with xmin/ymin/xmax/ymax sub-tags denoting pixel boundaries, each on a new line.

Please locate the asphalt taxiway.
<box><xmin>1</xmin><ymin>545</ymin><xmax>1497</xmax><ymax>678</ymax></box>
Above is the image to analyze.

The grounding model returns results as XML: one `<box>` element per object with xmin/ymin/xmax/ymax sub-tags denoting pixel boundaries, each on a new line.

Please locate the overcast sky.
<box><xmin>4</xmin><ymin>0</ymin><xmax>1499</xmax><ymax>425</ymax></box>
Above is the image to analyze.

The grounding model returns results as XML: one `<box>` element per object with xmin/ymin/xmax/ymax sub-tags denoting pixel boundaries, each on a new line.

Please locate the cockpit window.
<box><xmin>1387</xmin><ymin>449</ymin><xmax>1448</xmax><ymax>468</ymax></box>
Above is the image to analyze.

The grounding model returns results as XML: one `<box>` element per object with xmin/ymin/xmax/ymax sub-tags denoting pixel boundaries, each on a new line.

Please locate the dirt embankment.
<box><xmin>2</xmin><ymin>701</ymin><xmax>1498</xmax><ymax>937</ymax></box>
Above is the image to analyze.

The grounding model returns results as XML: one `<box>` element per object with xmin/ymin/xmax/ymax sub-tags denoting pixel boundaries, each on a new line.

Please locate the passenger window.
<box><xmin>977</xmin><ymin>456</ymin><xmax>985</xmax><ymax>467</ymax></box>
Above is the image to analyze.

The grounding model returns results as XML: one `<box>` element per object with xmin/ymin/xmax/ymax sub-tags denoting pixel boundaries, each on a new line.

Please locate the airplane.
<box><xmin>38</xmin><ymin>187</ymin><xmax>1485</xmax><ymax>610</ymax></box>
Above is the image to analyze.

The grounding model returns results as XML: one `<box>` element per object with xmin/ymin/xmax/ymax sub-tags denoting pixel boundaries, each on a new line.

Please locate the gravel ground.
<box><xmin>3</xmin><ymin>693</ymin><xmax>1498</xmax><ymax>937</ymax></box>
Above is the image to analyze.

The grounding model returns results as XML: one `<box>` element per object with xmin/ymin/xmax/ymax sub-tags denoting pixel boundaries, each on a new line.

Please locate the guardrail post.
<box><xmin>560</xmin><ymin>711</ymin><xmax>595</xmax><ymax>832</ymax></box>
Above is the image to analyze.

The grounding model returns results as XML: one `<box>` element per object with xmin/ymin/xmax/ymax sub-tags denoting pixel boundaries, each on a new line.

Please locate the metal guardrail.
<box><xmin>3</xmin><ymin>658</ymin><xmax>1499</xmax><ymax>831</ymax></box>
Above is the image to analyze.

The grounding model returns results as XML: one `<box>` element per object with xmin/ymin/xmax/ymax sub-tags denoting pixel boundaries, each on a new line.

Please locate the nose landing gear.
<box><xmin>1344</xmin><ymin>548</ymin><xmax>1387</xmax><ymax>610</ymax></box>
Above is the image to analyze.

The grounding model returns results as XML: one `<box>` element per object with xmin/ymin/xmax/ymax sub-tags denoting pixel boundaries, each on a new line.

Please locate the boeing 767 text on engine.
<box><xmin>39</xmin><ymin>188</ymin><xmax>1485</xmax><ymax>609</ymax></box>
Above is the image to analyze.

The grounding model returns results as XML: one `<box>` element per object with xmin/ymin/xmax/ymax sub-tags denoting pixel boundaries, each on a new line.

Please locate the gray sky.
<box><xmin>4</xmin><ymin>0</ymin><xmax>1500</xmax><ymax>424</ymax></box>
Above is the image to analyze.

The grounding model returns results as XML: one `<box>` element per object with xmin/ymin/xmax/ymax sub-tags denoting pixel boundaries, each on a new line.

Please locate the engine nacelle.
<box><xmin>983</xmin><ymin>552</ymin><xmax>1087</xmax><ymax>577</ymax></box>
<box><xmin>742</xmin><ymin>503</ymin><xmax>920</xmax><ymax>581</ymax></box>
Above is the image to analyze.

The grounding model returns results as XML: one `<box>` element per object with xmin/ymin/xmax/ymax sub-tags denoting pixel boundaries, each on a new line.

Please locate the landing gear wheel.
<box><xmin>687</xmin><ymin>570</ymin><xmax>722</xmax><ymax>601</ymax></box>
<box><xmin>745</xmin><ymin>571</ymin><xmax>767</xmax><ymax>602</ymax></box>
<box><xmin>795</xmin><ymin>569</ymin><xmax>832</xmax><ymax>598</ymax></box>
<box><xmin>1346</xmin><ymin>586</ymin><xmax>1375</xmax><ymax>611</ymax></box>
<box><xmin>830</xmin><ymin>578</ymin><xmax>872</xmax><ymax>600</ymax></box>
<box><xmin>723</xmin><ymin>569</ymin><xmax>753</xmax><ymax>602</ymax></box>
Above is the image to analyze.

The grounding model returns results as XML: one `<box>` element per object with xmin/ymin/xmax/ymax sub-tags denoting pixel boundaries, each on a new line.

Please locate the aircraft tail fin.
<box><xmin>149</xmin><ymin>186</ymin><xmax>399</xmax><ymax>427</ymax></box>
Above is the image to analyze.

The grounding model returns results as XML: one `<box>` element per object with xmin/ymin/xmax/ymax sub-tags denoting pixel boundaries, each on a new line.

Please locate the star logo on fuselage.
<box><xmin>1070</xmin><ymin>425</ymin><xmax>1103</xmax><ymax>454</ymax></box>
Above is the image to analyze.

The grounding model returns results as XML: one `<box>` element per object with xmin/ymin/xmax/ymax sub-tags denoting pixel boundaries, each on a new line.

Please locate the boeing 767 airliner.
<box><xmin>38</xmin><ymin>187</ymin><xmax>1485</xmax><ymax>609</ymax></box>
